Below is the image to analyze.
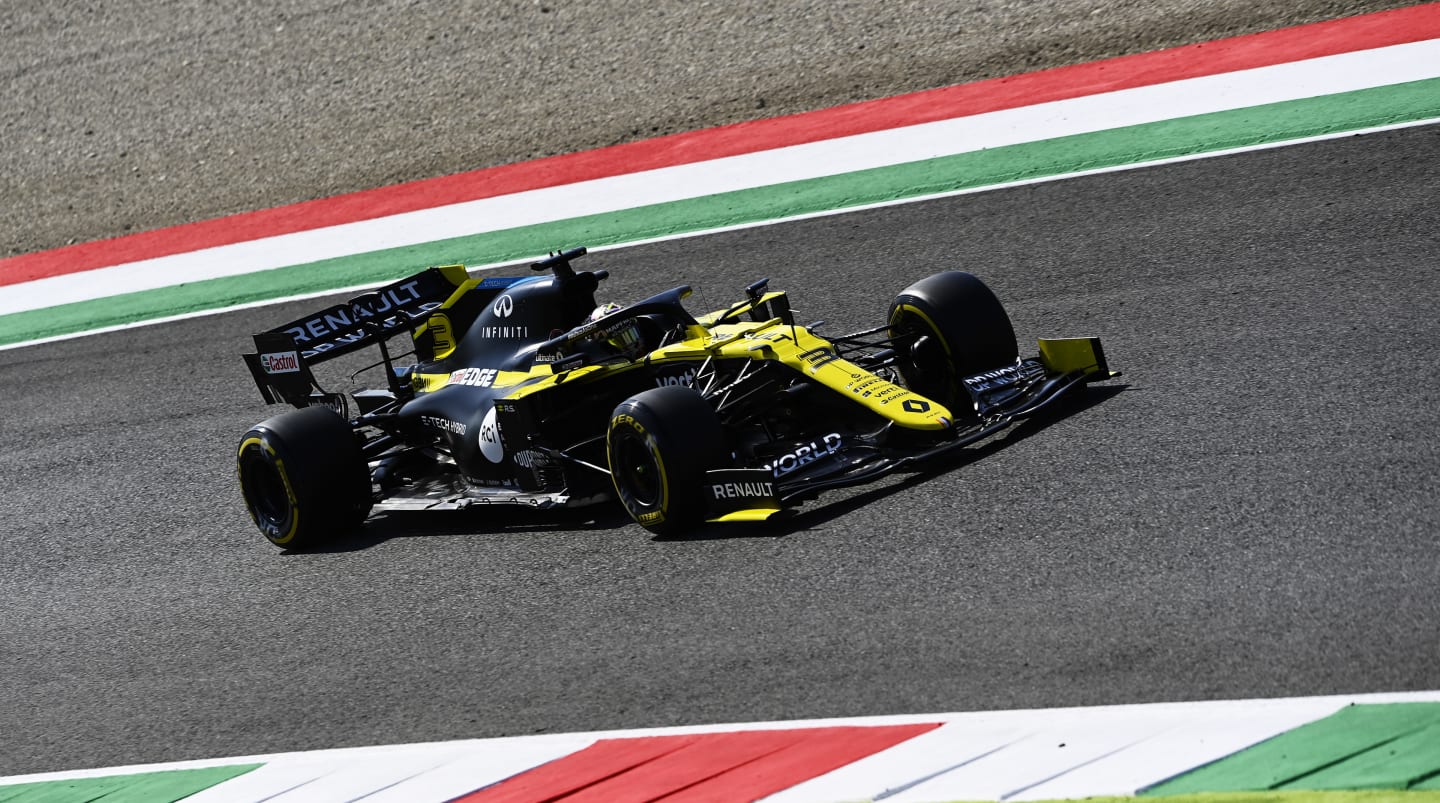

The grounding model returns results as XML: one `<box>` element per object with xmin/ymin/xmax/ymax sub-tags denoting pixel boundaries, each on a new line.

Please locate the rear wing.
<box><xmin>242</xmin><ymin>265</ymin><xmax>469</xmax><ymax>407</ymax></box>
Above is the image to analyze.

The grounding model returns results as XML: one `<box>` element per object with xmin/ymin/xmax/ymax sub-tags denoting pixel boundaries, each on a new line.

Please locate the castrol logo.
<box><xmin>260</xmin><ymin>351</ymin><xmax>301</xmax><ymax>374</ymax></box>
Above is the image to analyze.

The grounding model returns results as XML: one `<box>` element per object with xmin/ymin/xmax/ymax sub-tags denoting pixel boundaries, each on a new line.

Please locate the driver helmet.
<box><xmin>586</xmin><ymin>303</ymin><xmax>646</xmax><ymax>360</ymax></box>
<box><xmin>588</xmin><ymin>303</ymin><xmax>622</xmax><ymax>323</ymax></box>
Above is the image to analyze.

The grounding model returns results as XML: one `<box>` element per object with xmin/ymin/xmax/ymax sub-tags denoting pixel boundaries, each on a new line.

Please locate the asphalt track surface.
<box><xmin>1</xmin><ymin>123</ymin><xmax>1438</xmax><ymax>775</ymax></box>
<box><xmin>4</xmin><ymin>0</ymin><xmax>1440</xmax><ymax>781</ymax></box>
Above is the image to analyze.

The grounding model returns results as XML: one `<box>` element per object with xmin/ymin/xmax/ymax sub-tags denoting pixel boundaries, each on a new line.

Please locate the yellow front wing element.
<box><xmin>707</xmin><ymin>508</ymin><xmax>784</xmax><ymax>523</ymax></box>
<box><xmin>1037</xmin><ymin>337</ymin><xmax>1113</xmax><ymax>378</ymax></box>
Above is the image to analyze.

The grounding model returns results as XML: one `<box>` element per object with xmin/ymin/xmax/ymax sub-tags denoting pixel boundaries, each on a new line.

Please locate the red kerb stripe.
<box><xmin>4</xmin><ymin>3</ymin><xmax>1437</xmax><ymax>288</ymax></box>
<box><xmin>451</xmin><ymin>724</ymin><xmax>939</xmax><ymax>803</ymax></box>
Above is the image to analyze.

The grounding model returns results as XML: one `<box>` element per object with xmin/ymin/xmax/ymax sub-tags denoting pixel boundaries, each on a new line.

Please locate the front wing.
<box><xmin>698</xmin><ymin>337</ymin><xmax>1117</xmax><ymax>522</ymax></box>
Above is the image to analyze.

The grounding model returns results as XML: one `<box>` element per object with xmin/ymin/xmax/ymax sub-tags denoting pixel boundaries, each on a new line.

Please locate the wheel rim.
<box><xmin>614</xmin><ymin>432</ymin><xmax>662</xmax><ymax>508</ymax></box>
<box><xmin>240</xmin><ymin>450</ymin><xmax>290</xmax><ymax>529</ymax></box>
<box><xmin>894</xmin><ymin>312</ymin><xmax>954</xmax><ymax>401</ymax></box>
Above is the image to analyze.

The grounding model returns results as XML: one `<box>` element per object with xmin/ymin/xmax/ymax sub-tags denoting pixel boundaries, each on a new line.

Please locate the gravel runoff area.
<box><xmin>2</xmin><ymin>0</ymin><xmax>1425</xmax><ymax>259</ymax></box>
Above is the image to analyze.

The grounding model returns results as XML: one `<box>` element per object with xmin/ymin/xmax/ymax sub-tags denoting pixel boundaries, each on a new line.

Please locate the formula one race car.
<box><xmin>237</xmin><ymin>247</ymin><xmax>1116</xmax><ymax>548</ymax></box>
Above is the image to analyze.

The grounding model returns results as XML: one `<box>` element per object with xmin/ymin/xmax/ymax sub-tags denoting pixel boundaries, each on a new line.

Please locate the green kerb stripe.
<box><xmin>1144</xmin><ymin>704</ymin><xmax>1440</xmax><ymax>795</ymax></box>
<box><xmin>0</xmin><ymin>764</ymin><xmax>261</xmax><ymax>803</ymax></box>
<box><xmin>1019</xmin><ymin>793</ymin><xmax>1440</xmax><ymax>803</ymax></box>
<box><xmin>3</xmin><ymin>77</ymin><xmax>1437</xmax><ymax>348</ymax></box>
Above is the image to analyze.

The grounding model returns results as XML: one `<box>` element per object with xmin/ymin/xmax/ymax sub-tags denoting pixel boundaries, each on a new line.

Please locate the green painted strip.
<box><xmin>1287</xmin><ymin>722</ymin><xmax>1440</xmax><ymax>791</ymax></box>
<box><xmin>3</xmin><ymin>77</ymin><xmax>1437</xmax><ymax>348</ymax></box>
<box><xmin>997</xmin><ymin>792</ymin><xmax>1440</xmax><ymax>803</ymax></box>
<box><xmin>1144</xmin><ymin>704</ymin><xmax>1440</xmax><ymax>795</ymax></box>
<box><xmin>0</xmin><ymin>764</ymin><xmax>260</xmax><ymax>803</ymax></box>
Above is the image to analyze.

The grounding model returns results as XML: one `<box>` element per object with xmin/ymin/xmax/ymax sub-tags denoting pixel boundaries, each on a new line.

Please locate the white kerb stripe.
<box><xmin>3</xmin><ymin>38</ymin><xmax>1438</xmax><ymax>318</ymax></box>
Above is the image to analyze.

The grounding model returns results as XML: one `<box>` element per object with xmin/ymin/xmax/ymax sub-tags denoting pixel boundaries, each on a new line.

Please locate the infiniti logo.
<box><xmin>493</xmin><ymin>295</ymin><xmax>514</xmax><ymax>318</ymax></box>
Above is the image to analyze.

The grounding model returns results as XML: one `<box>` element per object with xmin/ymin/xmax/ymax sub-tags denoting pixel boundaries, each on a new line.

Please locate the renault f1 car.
<box><xmin>237</xmin><ymin>247</ymin><xmax>1116</xmax><ymax>548</ymax></box>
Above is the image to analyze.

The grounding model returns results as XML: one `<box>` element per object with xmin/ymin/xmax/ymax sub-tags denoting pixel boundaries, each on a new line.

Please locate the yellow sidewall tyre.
<box><xmin>888</xmin><ymin>271</ymin><xmax>1018</xmax><ymax>411</ymax></box>
<box><xmin>607</xmin><ymin>386</ymin><xmax>726</xmax><ymax>537</ymax></box>
<box><xmin>236</xmin><ymin>406</ymin><xmax>371</xmax><ymax>550</ymax></box>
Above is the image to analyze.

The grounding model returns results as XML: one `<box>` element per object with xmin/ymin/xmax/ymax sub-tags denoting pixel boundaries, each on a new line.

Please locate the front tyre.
<box><xmin>236</xmin><ymin>406</ymin><xmax>372</xmax><ymax>549</ymax></box>
<box><xmin>888</xmin><ymin>271</ymin><xmax>1018</xmax><ymax>411</ymax></box>
<box><xmin>607</xmin><ymin>386</ymin><xmax>726</xmax><ymax>536</ymax></box>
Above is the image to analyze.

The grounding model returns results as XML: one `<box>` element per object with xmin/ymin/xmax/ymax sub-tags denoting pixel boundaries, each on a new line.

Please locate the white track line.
<box><xmin>4</xmin><ymin>39</ymin><xmax>1438</xmax><ymax>318</ymax></box>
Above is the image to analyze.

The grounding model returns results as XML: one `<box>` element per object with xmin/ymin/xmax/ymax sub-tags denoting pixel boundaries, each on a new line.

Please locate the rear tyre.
<box><xmin>888</xmin><ymin>271</ymin><xmax>1018</xmax><ymax>411</ymax></box>
<box><xmin>236</xmin><ymin>406</ymin><xmax>372</xmax><ymax>549</ymax></box>
<box><xmin>607</xmin><ymin>386</ymin><xmax>726</xmax><ymax>536</ymax></box>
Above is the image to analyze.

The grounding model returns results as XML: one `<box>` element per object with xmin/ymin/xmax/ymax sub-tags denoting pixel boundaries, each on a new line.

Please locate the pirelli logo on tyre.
<box><xmin>260</xmin><ymin>351</ymin><xmax>302</xmax><ymax>374</ymax></box>
<box><xmin>611</xmin><ymin>414</ymin><xmax>645</xmax><ymax>435</ymax></box>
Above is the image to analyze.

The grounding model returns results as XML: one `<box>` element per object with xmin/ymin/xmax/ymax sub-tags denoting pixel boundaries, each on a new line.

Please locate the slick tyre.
<box><xmin>607</xmin><ymin>386</ymin><xmax>726</xmax><ymax>536</ymax></box>
<box><xmin>888</xmin><ymin>271</ymin><xmax>1018</xmax><ymax>411</ymax></box>
<box><xmin>236</xmin><ymin>406</ymin><xmax>372</xmax><ymax>549</ymax></box>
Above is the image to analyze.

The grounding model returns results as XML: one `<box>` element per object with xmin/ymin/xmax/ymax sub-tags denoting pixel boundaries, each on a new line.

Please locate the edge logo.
<box><xmin>449</xmin><ymin>368</ymin><xmax>498</xmax><ymax>388</ymax></box>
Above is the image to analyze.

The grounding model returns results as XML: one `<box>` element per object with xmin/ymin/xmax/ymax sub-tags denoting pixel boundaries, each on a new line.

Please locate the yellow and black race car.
<box><xmin>237</xmin><ymin>247</ymin><xmax>1116</xmax><ymax>549</ymax></box>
